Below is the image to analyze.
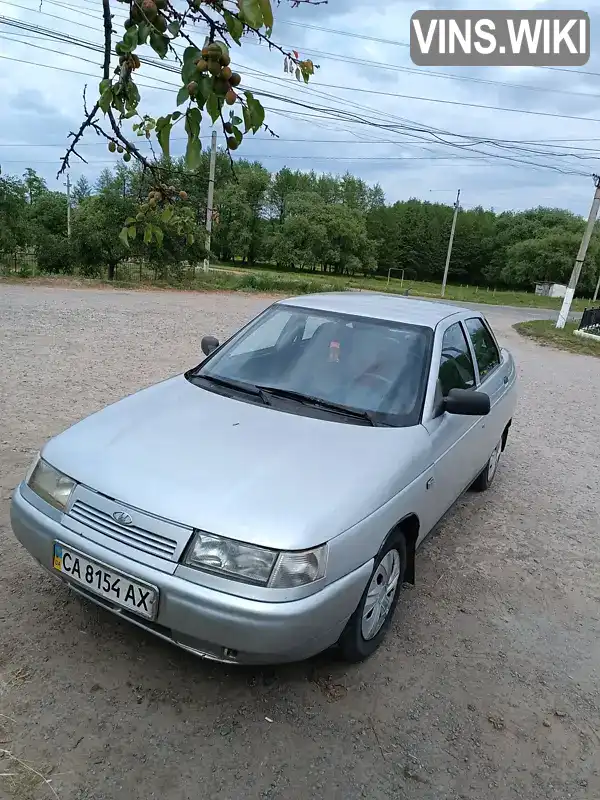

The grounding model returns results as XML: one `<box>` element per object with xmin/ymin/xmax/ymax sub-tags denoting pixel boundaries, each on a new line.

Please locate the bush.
<box><xmin>35</xmin><ymin>234</ymin><xmax>76</xmax><ymax>274</ymax></box>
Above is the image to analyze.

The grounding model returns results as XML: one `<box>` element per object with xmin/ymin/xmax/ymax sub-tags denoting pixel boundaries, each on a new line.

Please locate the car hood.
<box><xmin>43</xmin><ymin>375</ymin><xmax>430</xmax><ymax>550</ymax></box>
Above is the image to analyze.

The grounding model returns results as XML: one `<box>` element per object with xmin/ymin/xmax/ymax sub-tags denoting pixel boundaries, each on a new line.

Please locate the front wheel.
<box><xmin>471</xmin><ymin>438</ymin><xmax>502</xmax><ymax>492</ymax></box>
<box><xmin>338</xmin><ymin>535</ymin><xmax>406</xmax><ymax>663</ymax></box>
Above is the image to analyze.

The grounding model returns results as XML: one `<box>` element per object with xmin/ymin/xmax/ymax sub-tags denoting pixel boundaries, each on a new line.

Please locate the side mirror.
<box><xmin>445</xmin><ymin>388</ymin><xmax>490</xmax><ymax>416</ymax></box>
<box><xmin>201</xmin><ymin>335</ymin><xmax>220</xmax><ymax>356</ymax></box>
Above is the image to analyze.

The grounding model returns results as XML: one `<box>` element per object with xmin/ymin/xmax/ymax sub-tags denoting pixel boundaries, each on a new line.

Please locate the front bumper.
<box><xmin>10</xmin><ymin>486</ymin><xmax>371</xmax><ymax>664</ymax></box>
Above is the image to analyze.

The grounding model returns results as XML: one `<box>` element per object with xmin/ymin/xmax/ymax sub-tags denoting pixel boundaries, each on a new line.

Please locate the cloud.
<box><xmin>0</xmin><ymin>0</ymin><xmax>596</xmax><ymax>214</ymax></box>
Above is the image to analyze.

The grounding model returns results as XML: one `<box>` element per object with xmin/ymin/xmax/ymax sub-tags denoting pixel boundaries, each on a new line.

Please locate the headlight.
<box><xmin>27</xmin><ymin>458</ymin><xmax>76</xmax><ymax>511</ymax></box>
<box><xmin>184</xmin><ymin>532</ymin><xmax>327</xmax><ymax>588</ymax></box>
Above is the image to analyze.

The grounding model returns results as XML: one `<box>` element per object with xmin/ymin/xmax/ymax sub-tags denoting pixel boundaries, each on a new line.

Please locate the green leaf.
<box><xmin>99</xmin><ymin>87</ymin><xmax>113</xmax><ymax>114</ymax></box>
<box><xmin>198</xmin><ymin>75</ymin><xmax>213</xmax><ymax>103</ymax></box>
<box><xmin>185</xmin><ymin>107</ymin><xmax>201</xmax><ymax>140</ymax></box>
<box><xmin>143</xmin><ymin>224</ymin><xmax>153</xmax><ymax>244</ymax></box>
<box><xmin>206</xmin><ymin>92</ymin><xmax>220</xmax><ymax>124</ymax></box>
<box><xmin>171</xmin><ymin>111</ymin><xmax>182</xmax><ymax>121</ymax></box>
<box><xmin>154</xmin><ymin>226</ymin><xmax>164</xmax><ymax>247</ymax></box>
<box><xmin>232</xmin><ymin>115</ymin><xmax>242</xmax><ymax>125</ymax></box>
<box><xmin>161</xmin><ymin>205</ymin><xmax>174</xmax><ymax>223</ymax></box>
<box><xmin>138</xmin><ymin>21</ymin><xmax>151</xmax><ymax>44</ymax></box>
<box><xmin>239</xmin><ymin>0</ymin><xmax>263</xmax><ymax>29</ymax></box>
<box><xmin>181</xmin><ymin>47</ymin><xmax>201</xmax><ymax>82</ymax></box>
<box><xmin>186</xmin><ymin>137</ymin><xmax>202</xmax><ymax>170</ymax></box>
<box><xmin>295</xmin><ymin>67</ymin><xmax>301</xmax><ymax>82</ymax></box>
<box><xmin>183</xmin><ymin>46</ymin><xmax>202</xmax><ymax>66</ymax></box>
<box><xmin>127</xmin><ymin>226</ymin><xmax>137</xmax><ymax>240</ymax></box>
<box><xmin>232</xmin><ymin>125</ymin><xmax>243</xmax><ymax>145</ymax></box>
<box><xmin>126</xmin><ymin>81</ymin><xmax>140</xmax><ymax>109</ymax></box>
<box><xmin>150</xmin><ymin>31</ymin><xmax>169</xmax><ymax>58</ymax></box>
<box><xmin>125</xmin><ymin>217</ymin><xmax>136</xmax><ymax>225</ymax></box>
<box><xmin>99</xmin><ymin>78</ymin><xmax>111</xmax><ymax>95</ymax></box>
<box><xmin>258</xmin><ymin>0</ymin><xmax>273</xmax><ymax>31</ymax></box>
<box><xmin>115</xmin><ymin>42</ymin><xmax>129</xmax><ymax>56</ymax></box>
<box><xmin>168</xmin><ymin>20</ymin><xmax>180</xmax><ymax>37</ymax></box>
<box><xmin>123</xmin><ymin>26</ymin><xmax>138</xmax><ymax>51</ymax></box>
<box><xmin>176</xmin><ymin>85</ymin><xmax>189</xmax><ymax>106</ymax></box>
<box><xmin>245</xmin><ymin>92</ymin><xmax>265</xmax><ymax>133</ymax></box>
<box><xmin>223</xmin><ymin>10</ymin><xmax>243</xmax><ymax>44</ymax></box>
<box><xmin>156</xmin><ymin>116</ymin><xmax>172</xmax><ymax>158</ymax></box>
<box><xmin>119</xmin><ymin>226</ymin><xmax>130</xmax><ymax>248</ymax></box>
<box><xmin>187</xmin><ymin>233</ymin><xmax>195</xmax><ymax>246</ymax></box>
<box><xmin>242</xmin><ymin>104</ymin><xmax>252</xmax><ymax>133</ymax></box>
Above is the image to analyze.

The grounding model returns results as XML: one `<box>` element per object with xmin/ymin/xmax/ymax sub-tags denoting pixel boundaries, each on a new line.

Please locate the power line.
<box><xmin>0</xmin><ymin>14</ymin><xmax>592</xmax><ymax>176</ymax></box>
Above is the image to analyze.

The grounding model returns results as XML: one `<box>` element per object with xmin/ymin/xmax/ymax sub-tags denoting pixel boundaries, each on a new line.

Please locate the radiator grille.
<box><xmin>69</xmin><ymin>500</ymin><xmax>179</xmax><ymax>559</ymax></box>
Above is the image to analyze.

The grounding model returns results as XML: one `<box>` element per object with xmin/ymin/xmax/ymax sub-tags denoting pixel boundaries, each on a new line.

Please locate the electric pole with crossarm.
<box><xmin>556</xmin><ymin>174</ymin><xmax>600</xmax><ymax>328</ymax></box>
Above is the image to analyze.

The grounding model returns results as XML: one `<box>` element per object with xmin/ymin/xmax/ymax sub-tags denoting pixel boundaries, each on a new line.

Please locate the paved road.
<box><xmin>0</xmin><ymin>285</ymin><xmax>598</xmax><ymax>800</ymax></box>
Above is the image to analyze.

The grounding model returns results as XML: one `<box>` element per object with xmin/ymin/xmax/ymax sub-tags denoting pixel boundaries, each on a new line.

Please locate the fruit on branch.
<box><xmin>141</xmin><ymin>0</ymin><xmax>158</xmax><ymax>21</ymax></box>
<box><xmin>208</xmin><ymin>60</ymin><xmax>222</xmax><ymax>77</ymax></box>
<box><xmin>229</xmin><ymin>72</ymin><xmax>241</xmax><ymax>87</ymax></box>
<box><xmin>179</xmin><ymin>191</ymin><xmax>188</xmax><ymax>200</ymax></box>
<box><xmin>123</xmin><ymin>152</ymin><xmax>132</xmax><ymax>162</ymax></box>
<box><xmin>154</xmin><ymin>14</ymin><xmax>167</xmax><ymax>32</ymax></box>
<box><xmin>213</xmin><ymin>77</ymin><xmax>230</xmax><ymax>95</ymax></box>
<box><xmin>195</xmin><ymin>58</ymin><xmax>208</xmax><ymax>72</ymax></box>
<box><xmin>221</xmin><ymin>66</ymin><xmax>232</xmax><ymax>81</ymax></box>
<box><xmin>117</xmin><ymin>145</ymin><xmax>124</xmax><ymax>154</ymax></box>
<box><xmin>187</xmin><ymin>81</ymin><xmax>198</xmax><ymax>96</ymax></box>
<box><xmin>225</xmin><ymin>89</ymin><xmax>237</xmax><ymax>105</ymax></box>
<box><xmin>108</xmin><ymin>142</ymin><xmax>117</xmax><ymax>153</ymax></box>
<box><xmin>227</xmin><ymin>136</ymin><xmax>239</xmax><ymax>151</ymax></box>
<box><xmin>124</xmin><ymin>17</ymin><xmax>135</xmax><ymax>28</ymax></box>
<box><xmin>223</xmin><ymin>121</ymin><xmax>233</xmax><ymax>134</ymax></box>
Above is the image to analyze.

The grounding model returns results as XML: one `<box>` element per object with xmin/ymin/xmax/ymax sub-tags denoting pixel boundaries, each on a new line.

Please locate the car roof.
<box><xmin>279</xmin><ymin>291</ymin><xmax>470</xmax><ymax>328</ymax></box>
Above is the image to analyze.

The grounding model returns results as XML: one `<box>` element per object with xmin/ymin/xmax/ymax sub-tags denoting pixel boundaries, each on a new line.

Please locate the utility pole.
<box><xmin>203</xmin><ymin>129</ymin><xmax>217</xmax><ymax>273</ymax></box>
<box><xmin>593</xmin><ymin>270</ymin><xmax>600</xmax><ymax>303</ymax></box>
<box><xmin>65</xmin><ymin>173</ymin><xmax>72</xmax><ymax>238</ymax></box>
<box><xmin>556</xmin><ymin>174</ymin><xmax>600</xmax><ymax>328</ymax></box>
<box><xmin>441</xmin><ymin>188</ymin><xmax>460</xmax><ymax>298</ymax></box>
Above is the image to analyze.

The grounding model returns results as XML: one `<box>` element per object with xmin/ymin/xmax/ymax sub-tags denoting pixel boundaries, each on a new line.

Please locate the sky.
<box><xmin>0</xmin><ymin>0</ymin><xmax>599</xmax><ymax>214</ymax></box>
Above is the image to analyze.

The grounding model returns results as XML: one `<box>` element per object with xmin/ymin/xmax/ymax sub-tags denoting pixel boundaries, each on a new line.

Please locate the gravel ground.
<box><xmin>0</xmin><ymin>284</ymin><xmax>598</xmax><ymax>800</ymax></box>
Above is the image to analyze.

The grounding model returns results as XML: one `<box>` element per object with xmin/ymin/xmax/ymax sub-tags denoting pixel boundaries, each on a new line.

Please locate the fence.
<box><xmin>578</xmin><ymin>306</ymin><xmax>600</xmax><ymax>335</ymax></box>
<box><xmin>0</xmin><ymin>251</ymin><xmax>199</xmax><ymax>284</ymax></box>
<box><xmin>0</xmin><ymin>248</ymin><xmax>37</xmax><ymax>276</ymax></box>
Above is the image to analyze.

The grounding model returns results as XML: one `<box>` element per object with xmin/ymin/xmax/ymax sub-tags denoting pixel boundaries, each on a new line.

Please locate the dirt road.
<box><xmin>1</xmin><ymin>284</ymin><xmax>598</xmax><ymax>800</ymax></box>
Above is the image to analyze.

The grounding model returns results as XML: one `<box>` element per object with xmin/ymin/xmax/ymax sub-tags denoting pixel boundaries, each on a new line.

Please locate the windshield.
<box><xmin>189</xmin><ymin>304</ymin><xmax>433</xmax><ymax>427</ymax></box>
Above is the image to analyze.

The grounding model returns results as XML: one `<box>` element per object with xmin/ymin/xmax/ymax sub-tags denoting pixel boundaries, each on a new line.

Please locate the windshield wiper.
<box><xmin>256</xmin><ymin>385</ymin><xmax>378</xmax><ymax>426</ymax></box>
<box><xmin>192</xmin><ymin>374</ymin><xmax>271</xmax><ymax>405</ymax></box>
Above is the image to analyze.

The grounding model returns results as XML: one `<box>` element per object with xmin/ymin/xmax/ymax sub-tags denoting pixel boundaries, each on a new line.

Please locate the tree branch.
<box><xmin>57</xmin><ymin>0</ymin><xmax>112</xmax><ymax>177</ymax></box>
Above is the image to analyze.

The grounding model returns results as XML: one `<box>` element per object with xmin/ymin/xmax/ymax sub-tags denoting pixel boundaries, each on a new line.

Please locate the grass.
<box><xmin>513</xmin><ymin>320</ymin><xmax>600</xmax><ymax>357</ymax></box>
<box><xmin>212</xmin><ymin>263</ymin><xmax>593</xmax><ymax>311</ymax></box>
<box><xmin>1</xmin><ymin>262</ymin><xmax>594</xmax><ymax>313</ymax></box>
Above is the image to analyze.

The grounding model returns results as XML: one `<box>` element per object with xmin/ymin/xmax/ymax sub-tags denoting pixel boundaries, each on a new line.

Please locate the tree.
<box><xmin>72</xmin><ymin>194</ymin><xmax>136</xmax><ymax>279</ymax></box>
<box><xmin>22</xmin><ymin>168</ymin><xmax>47</xmax><ymax>205</ymax></box>
<box><xmin>58</xmin><ymin>0</ymin><xmax>319</xmax><ymax>247</ymax></box>
<box><xmin>72</xmin><ymin>176</ymin><xmax>93</xmax><ymax>205</ymax></box>
<box><xmin>0</xmin><ymin>174</ymin><xmax>29</xmax><ymax>253</ymax></box>
<box><xmin>29</xmin><ymin>191</ymin><xmax>73</xmax><ymax>273</ymax></box>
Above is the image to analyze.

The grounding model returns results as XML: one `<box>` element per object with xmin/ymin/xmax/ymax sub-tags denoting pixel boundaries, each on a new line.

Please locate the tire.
<box><xmin>338</xmin><ymin>534</ymin><xmax>406</xmax><ymax>663</ymax></box>
<box><xmin>471</xmin><ymin>437</ymin><xmax>502</xmax><ymax>492</ymax></box>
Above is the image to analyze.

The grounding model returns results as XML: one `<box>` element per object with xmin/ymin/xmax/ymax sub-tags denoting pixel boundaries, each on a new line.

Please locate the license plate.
<box><xmin>52</xmin><ymin>542</ymin><xmax>158</xmax><ymax>620</ymax></box>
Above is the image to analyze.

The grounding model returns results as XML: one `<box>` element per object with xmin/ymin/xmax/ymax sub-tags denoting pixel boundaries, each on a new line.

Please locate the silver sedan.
<box><xmin>11</xmin><ymin>292</ymin><xmax>517</xmax><ymax>664</ymax></box>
